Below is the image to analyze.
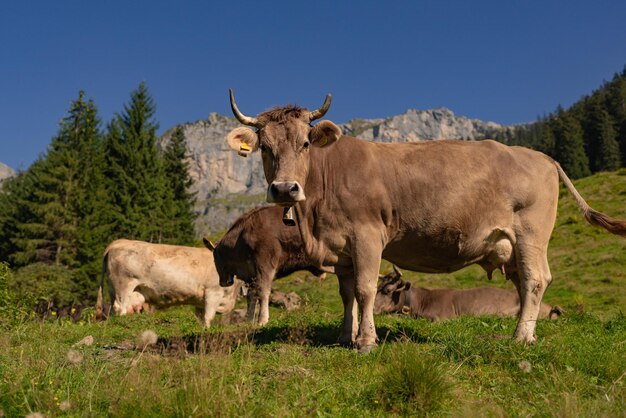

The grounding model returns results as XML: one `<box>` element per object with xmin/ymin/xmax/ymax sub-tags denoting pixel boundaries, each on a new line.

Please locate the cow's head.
<box><xmin>373</xmin><ymin>266</ymin><xmax>411</xmax><ymax>314</ymax></box>
<box><xmin>203</xmin><ymin>237</ymin><xmax>255</xmax><ymax>287</ymax></box>
<box><xmin>226</xmin><ymin>89</ymin><xmax>341</xmax><ymax>206</ymax></box>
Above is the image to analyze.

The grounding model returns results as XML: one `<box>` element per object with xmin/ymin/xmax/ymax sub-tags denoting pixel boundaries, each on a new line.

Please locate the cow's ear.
<box><xmin>227</xmin><ymin>127</ymin><xmax>259</xmax><ymax>157</ymax></box>
<box><xmin>402</xmin><ymin>281</ymin><xmax>412</xmax><ymax>291</ymax></box>
<box><xmin>310</xmin><ymin>120</ymin><xmax>341</xmax><ymax>148</ymax></box>
<box><xmin>202</xmin><ymin>237</ymin><xmax>216</xmax><ymax>251</ymax></box>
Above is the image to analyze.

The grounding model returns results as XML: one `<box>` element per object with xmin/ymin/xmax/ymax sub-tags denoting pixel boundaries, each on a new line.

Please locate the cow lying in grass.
<box><xmin>374</xmin><ymin>267</ymin><xmax>563</xmax><ymax>321</ymax></box>
<box><xmin>206</xmin><ymin>206</ymin><xmax>333</xmax><ymax>325</ymax></box>
<box><xmin>96</xmin><ymin>239</ymin><xmax>243</xmax><ymax>327</ymax></box>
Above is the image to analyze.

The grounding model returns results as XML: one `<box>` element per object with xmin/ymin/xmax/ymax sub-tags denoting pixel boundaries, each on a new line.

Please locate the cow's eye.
<box><xmin>260</xmin><ymin>144</ymin><xmax>267</xmax><ymax>152</ymax></box>
<box><xmin>303</xmin><ymin>140</ymin><xmax>310</xmax><ymax>150</ymax></box>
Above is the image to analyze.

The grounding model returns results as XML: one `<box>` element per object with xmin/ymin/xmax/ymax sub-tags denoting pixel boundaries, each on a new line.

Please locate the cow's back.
<box><xmin>448</xmin><ymin>287</ymin><xmax>521</xmax><ymax>317</ymax></box>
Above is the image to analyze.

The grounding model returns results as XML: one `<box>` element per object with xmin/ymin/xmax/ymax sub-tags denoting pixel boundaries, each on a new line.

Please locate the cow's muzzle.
<box><xmin>220</xmin><ymin>274</ymin><xmax>235</xmax><ymax>287</ymax></box>
<box><xmin>267</xmin><ymin>181</ymin><xmax>305</xmax><ymax>205</ymax></box>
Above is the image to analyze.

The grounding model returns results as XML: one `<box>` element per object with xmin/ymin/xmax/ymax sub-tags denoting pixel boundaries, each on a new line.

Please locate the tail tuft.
<box><xmin>584</xmin><ymin>209</ymin><xmax>626</xmax><ymax>237</ymax></box>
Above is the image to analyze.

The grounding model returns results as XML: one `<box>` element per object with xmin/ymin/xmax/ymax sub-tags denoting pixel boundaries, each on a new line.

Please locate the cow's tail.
<box><xmin>555</xmin><ymin>162</ymin><xmax>626</xmax><ymax>237</ymax></box>
<box><xmin>95</xmin><ymin>249</ymin><xmax>109</xmax><ymax>321</ymax></box>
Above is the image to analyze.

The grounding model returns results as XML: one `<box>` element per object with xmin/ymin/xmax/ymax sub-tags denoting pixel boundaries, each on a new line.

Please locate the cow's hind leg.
<box><xmin>513</xmin><ymin>240</ymin><xmax>553</xmax><ymax>343</ymax></box>
<box><xmin>512</xmin><ymin>162</ymin><xmax>558</xmax><ymax>343</ymax></box>
<box><xmin>113</xmin><ymin>279</ymin><xmax>140</xmax><ymax>316</ymax></box>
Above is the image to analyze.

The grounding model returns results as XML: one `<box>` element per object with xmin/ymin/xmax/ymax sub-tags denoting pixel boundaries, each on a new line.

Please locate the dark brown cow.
<box><xmin>374</xmin><ymin>267</ymin><xmax>562</xmax><ymax>321</ymax></box>
<box><xmin>205</xmin><ymin>206</ymin><xmax>332</xmax><ymax>325</ymax></box>
<box><xmin>224</xmin><ymin>90</ymin><xmax>626</xmax><ymax>351</ymax></box>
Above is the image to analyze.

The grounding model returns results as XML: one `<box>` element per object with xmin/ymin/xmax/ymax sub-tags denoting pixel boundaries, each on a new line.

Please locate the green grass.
<box><xmin>1</xmin><ymin>171</ymin><xmax>625</xmax><ymax>417</ymax></box>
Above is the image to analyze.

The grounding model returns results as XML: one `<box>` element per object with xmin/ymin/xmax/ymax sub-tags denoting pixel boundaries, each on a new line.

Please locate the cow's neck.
<box><xmin>407</xmin><ymin>287</ymin><xmax>428</xmax><ymax>316</ymax></box>
<box><xmin>291</xmin><ymin>145</ymin><xmax>339</xmax><ymax>267</ymax></box>
<box><xmin>401</xmin><ymin>289</ymin><xmax>413</xmax><ymax>315</ymax></box>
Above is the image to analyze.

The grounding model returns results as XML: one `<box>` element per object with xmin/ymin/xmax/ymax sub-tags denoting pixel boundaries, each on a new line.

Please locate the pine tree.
<box><xmin>551</xmin><ymin>107</ymin><xmax>591</xmax><ymax>179</ymax></box>
<box><xmin>11</xmin><ymin>92</ymin><xmax>102</xmax><ymax>267</ymax></box>
<box><xmin>162</xmin><ymin>126</ymin><xmax>196</xmax><ymax>244</ymax></box>
<box><xmin>536</xmin><ymin>120</ymin><xmax>556</xmax><ymax>157</ymax></box>
<box><xmin>606</xmin><ymin>71</ymin><xmax>626</xmax><ymax>166</ymax></box>
<box><xmin>0</xmin><ymin>172</ymin><xmax>31</xmax><ymax>263</ymax></box>
<box><xmin>586</xmin><ymin>104</ymin><xmax>621</xmax><ymax>172</ymax></box>
<box><xmin>103</xmin><ymin>82</ymin><xmax>171</xmax><ymax>243</ymax></box>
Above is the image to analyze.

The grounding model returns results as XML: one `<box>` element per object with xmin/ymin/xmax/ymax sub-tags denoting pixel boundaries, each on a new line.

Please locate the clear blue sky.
<box><xmin>2</xmin><ymin>1</ymin><xmax>625</xmax><ymax>170</ymax></box>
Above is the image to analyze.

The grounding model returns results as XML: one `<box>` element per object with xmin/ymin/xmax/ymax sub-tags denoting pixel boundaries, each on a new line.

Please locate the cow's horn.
<box><xmin>308</xmin><ymin>93</ymin><xmax>332</xmax><ymax>122</ymax></box>
<box><xmin>229</xmin><ymin>89</ymin><xmax>262</xmax><ymax>128</ymax></box>
<box><xmin>393</xmin><ymin>265</ymin><xmax>403</xmax><ymax>277</ymax></box>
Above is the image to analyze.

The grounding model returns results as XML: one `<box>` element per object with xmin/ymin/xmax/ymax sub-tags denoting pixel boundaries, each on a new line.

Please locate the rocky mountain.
<box><xmin>0</xmin><ymin>162</ymin><xmax>15</xmax><ymax>183</ymax></box>
<box><xmin>343</xmin><ymin>108</ymin><xmax>507</xmax><ymax>142</ymax></box>
<box><xmin>160</xmin><ymin>108</ymin><xmax>514</xmax><ymax>235</ymax></box>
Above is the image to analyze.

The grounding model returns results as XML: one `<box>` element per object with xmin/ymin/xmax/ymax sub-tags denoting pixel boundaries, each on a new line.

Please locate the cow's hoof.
<box><xmin>514</xmin><ymin>332</ymin><xmax>537</xmax><ymax>345</ymax></box>
<box><xmin>357</xmin><ymin>344</ymin><xmax>377</xmax><ymax>355</ymax></box>
<box><xmin>337</xmin><ymin>337</ymin><xmax>354</xmax><ymax>348</ymax></box>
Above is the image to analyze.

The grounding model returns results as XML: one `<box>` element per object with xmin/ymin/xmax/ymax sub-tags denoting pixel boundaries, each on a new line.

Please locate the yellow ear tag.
<box><xmin>238</xmin><ymin>143</ymin><xmax>251</xmax><ymax>157</ymax></box>
<box><xmin>318</xmin><ymin>137</ymin><xmax>328</xmax><ymax>147</ymax></box>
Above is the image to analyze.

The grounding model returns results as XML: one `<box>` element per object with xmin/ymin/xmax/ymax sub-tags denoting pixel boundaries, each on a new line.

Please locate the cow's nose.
<box><xmin>220</xmin><ymin>274</ymin><xmax>234</xmax><ymax>287</ymax></box>
<box><xmin>271</xmin><ymin>182</ymin><xmax>300</xmax><ymax>196</ymax></box>
<box><xmin>267</xmin><ymin>181</ymin><xmax>305</xmax><ymax>203</ymax></box>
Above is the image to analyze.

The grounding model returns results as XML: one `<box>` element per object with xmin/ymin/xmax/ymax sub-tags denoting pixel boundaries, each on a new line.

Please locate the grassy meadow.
<box><xmin>1</xmin><ymin>170</ymin><xmax>626</xmax><ymax>417</ymax></box>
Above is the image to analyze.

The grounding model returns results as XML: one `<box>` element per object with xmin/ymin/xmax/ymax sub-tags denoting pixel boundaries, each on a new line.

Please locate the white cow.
<box><xmin>95</xmin><ymin>239</ymin><xmax>242</xmax><ymax>327</ymax></box>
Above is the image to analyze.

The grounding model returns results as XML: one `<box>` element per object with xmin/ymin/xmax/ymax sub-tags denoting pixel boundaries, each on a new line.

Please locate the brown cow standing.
<box><xmin>206</xmin><ymin>206</ymin><xmax>332</xmax><ymax>325</ymax></box>
<box><xmin>224</xmin><ymin>90</ymin><xmax>626</xmax><ymax>352</ymax></box>
<box><xmin>374</xmin><ymin>267</ymin><xmax>562</xmax><ymax>321</ymax></box>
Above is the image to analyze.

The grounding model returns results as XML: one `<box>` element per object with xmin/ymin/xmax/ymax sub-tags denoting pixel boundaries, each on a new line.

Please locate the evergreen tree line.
<box><xmin>0</xmin><ymin>83</ymin><xmax>196</xmax><ymax>305</ymax></box>
<box><xmin>494</xmin><ymin>67</ymin><xmax>626</xmax><ymax>179</ymax></box>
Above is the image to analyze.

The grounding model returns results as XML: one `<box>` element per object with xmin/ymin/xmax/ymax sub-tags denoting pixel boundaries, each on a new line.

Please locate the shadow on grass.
<box><xmin>152</xmin><ymin>321</ymin><xmax>430</xmax><ymax>356</ymax></box>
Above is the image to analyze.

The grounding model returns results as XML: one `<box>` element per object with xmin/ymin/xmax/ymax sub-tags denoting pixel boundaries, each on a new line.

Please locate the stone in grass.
<box><xmin>75</xmin><ymin>335</ymin><xmax>94</xmax><ymax>346</ymax></box>
<box><xmin>67</xmin><ymin>349</ymin><xmax>84</xmax><ymax>364</ymax></box>
<box><xmin>518</xmin><ymin>360</ymin><xmax>532</xmax><ymax>373</ymax></box>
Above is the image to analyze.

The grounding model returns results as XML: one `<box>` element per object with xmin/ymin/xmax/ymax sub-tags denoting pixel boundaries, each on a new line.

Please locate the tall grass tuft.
<box><xmin>374</xmin><ymin>342</ymin><xmax>453</xmax><ymax>416</ymax></box>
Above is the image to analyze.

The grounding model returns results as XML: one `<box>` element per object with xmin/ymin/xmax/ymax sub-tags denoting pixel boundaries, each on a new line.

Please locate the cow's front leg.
<box><xmin>336</xmin><ymin>266</ymin><xmax>358</xmax><ymax>347</ymax></box>
<box><xmin>256</xmin><ymin>285</ymin><xmax>271</xmax><ymax>326</ymax></box>
<box><xmin>255</xmin><ymin>268</ymin><xmax>275</xmax><ymax>326</ymax></box>
<box><xmin>353</xmin><ymin>234</ymin><xmax>383</xmax><ymax>353</ymax></box>
<box><xmin>245</xmin><ymin>283</ymin><xmax>259</xmax><ymax>322</ymax></box>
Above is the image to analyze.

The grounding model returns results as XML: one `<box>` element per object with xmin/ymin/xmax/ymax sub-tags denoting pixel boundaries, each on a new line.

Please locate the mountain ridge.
<box><xmin>0</xmin><ymin>162</ymin><xmax>15</xmax><ymax>183</ymax></box>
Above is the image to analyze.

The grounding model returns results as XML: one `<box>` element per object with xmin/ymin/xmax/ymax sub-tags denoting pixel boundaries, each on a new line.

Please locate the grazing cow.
<box><xmin>205</xmin><ymin>205</ymin><xmax>333</xmax><ymax>325</ymax></box>
<box><xmin>224</xmin><ymin>90</ymin><xmax>626</xmax><ymax>351</ymax></box>
<box><xmin>374</xmin><ymin>267</ymin><xmax>562</xmax><ymax>321</ymax></box>
<box><xmin>96</xmin><ymin>239</ymin><xmax>242</xmax><ymax>327</ymax></box>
